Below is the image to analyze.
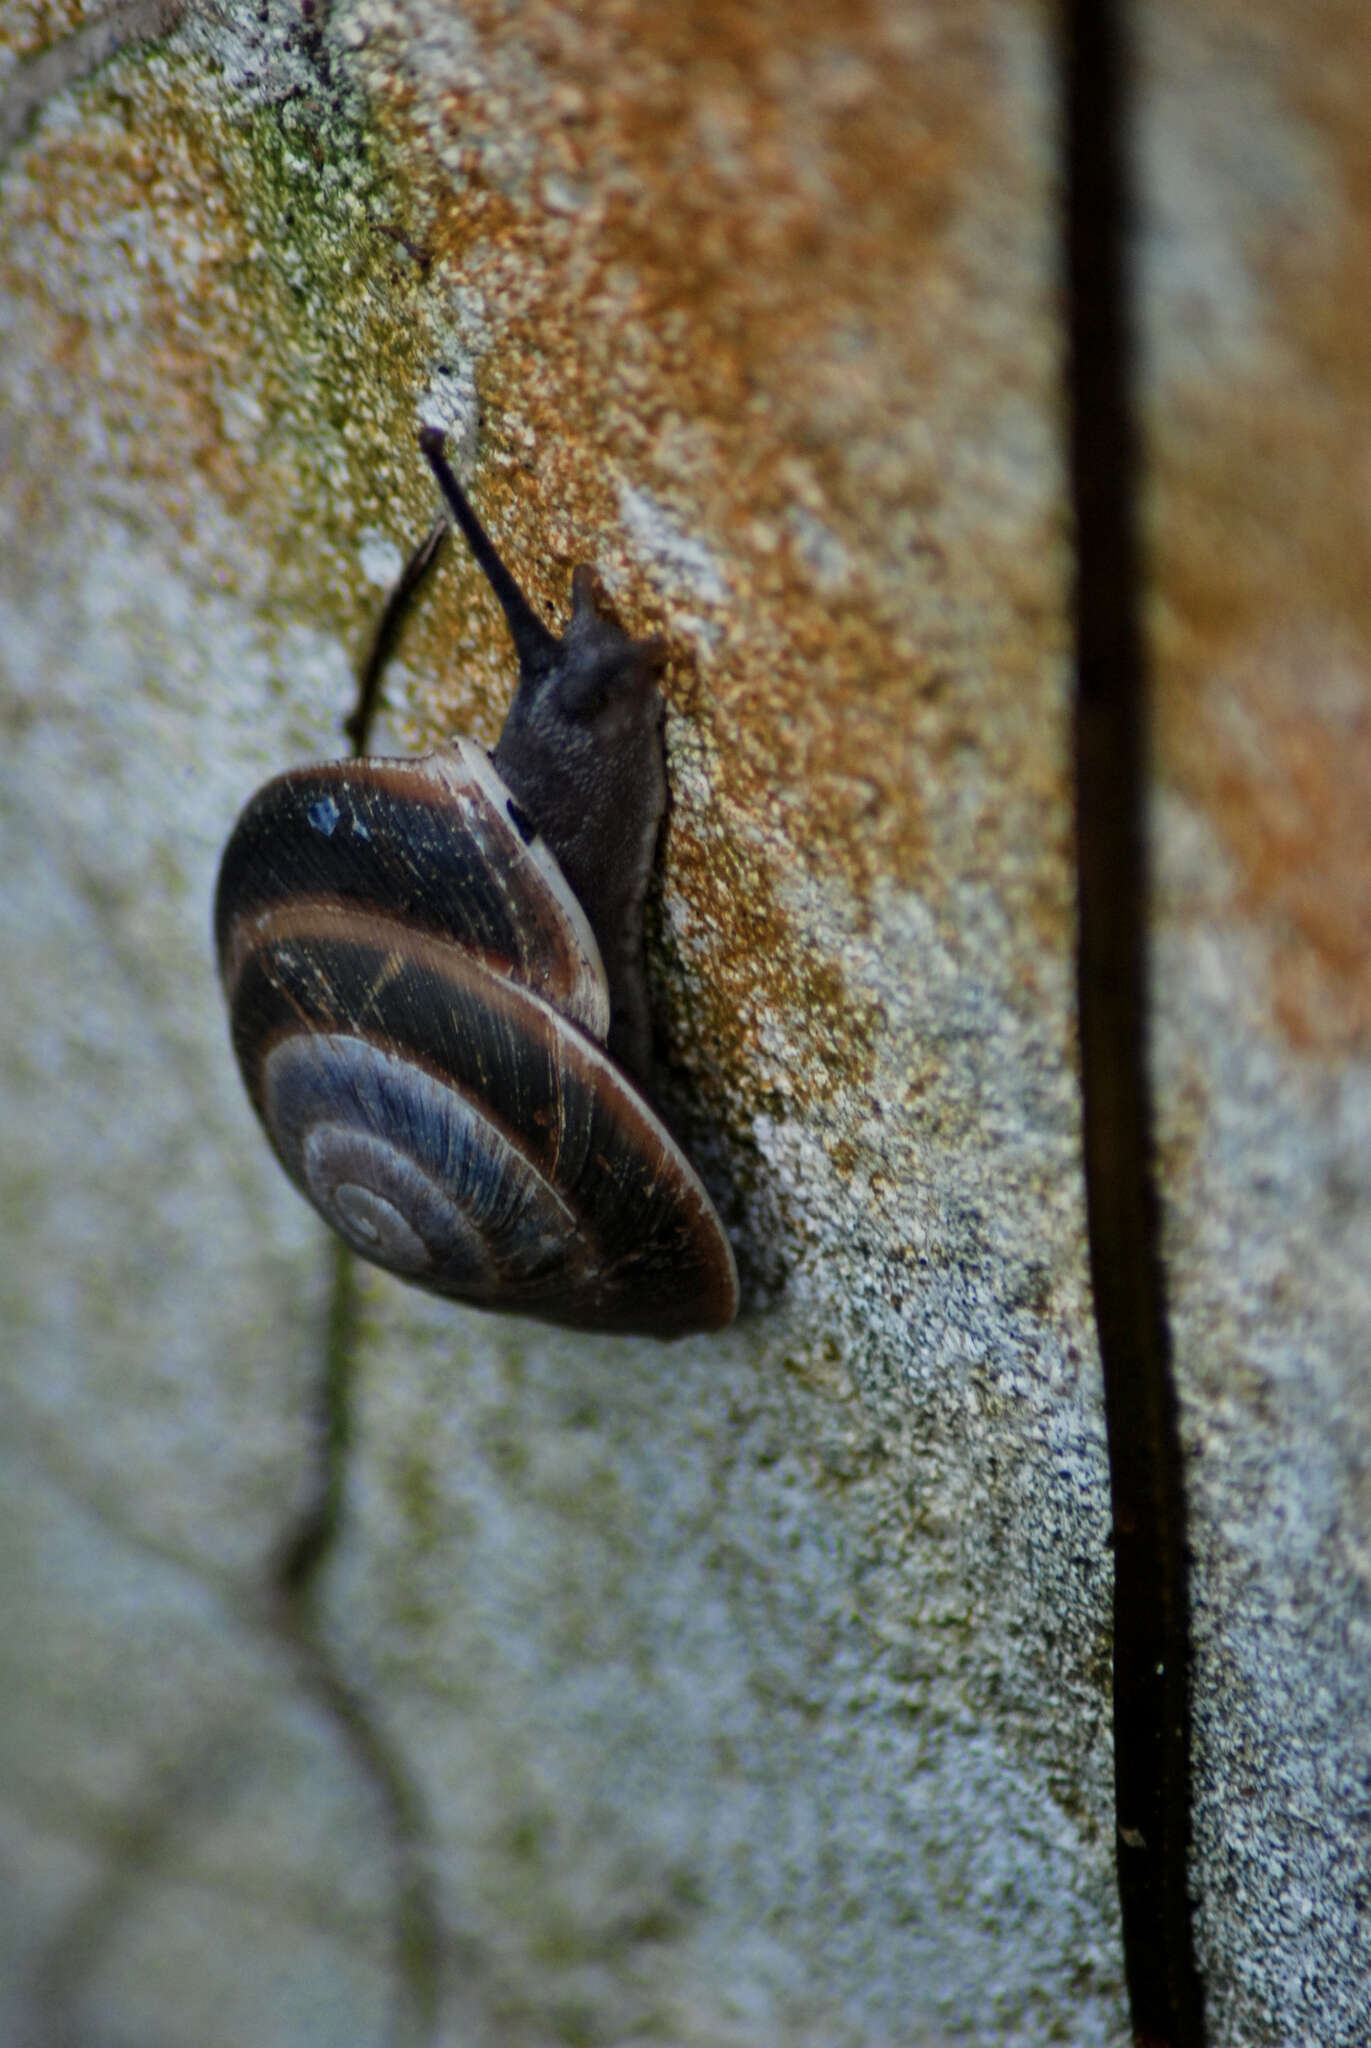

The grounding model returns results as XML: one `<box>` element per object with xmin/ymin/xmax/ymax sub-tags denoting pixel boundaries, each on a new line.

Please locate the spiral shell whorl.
<box><xmin>217</xmin><ymin>782</ymin><xmax>737</xmax><ymax>1335</ymax></box>
<box><xmin>264</xmin><ymin>1033</ymin><xmax>587</xmax><ymax>1294</ymax></box>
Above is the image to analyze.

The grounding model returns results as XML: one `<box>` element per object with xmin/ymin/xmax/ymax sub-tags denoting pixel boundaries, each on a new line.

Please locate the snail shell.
<box><xmin>215</xmin><ymin>431</ymin><xmax>737</xmax><ymax>1338</ymax></box>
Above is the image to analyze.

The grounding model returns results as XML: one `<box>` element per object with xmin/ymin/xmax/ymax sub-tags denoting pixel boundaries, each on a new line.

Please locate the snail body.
<box><xmin>215</xmin><ymin>430</ymin><xmax>737</xmax><ymax>1338</ymax></box>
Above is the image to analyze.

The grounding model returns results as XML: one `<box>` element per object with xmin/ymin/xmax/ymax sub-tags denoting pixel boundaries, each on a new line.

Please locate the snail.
<box><xmin>215</xmin><ymin>427</ymin><xmax>737</xmax><ymax>1338</ymax></box>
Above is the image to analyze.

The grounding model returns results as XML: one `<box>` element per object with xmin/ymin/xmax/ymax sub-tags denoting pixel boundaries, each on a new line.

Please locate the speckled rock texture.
<box><xmin>1140</xmin><ymin>5</ymin><xmax>1371</xmax><ymax>2043</ymax></box>
<box><xmin>0</xmin><ymin>1</ymin><xmax>1364</xmax><ymax>2044</ymax></box>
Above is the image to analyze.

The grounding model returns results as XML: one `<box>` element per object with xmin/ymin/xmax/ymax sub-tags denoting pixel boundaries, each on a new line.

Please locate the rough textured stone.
<box><xmin>0</xmin><ymin>3</ymin><xmax>1120</xmax><ymax>2040</ymax></box>
<box><xmin>7</xmin><ymin>0</ymin><xmax>1363</xmax><ymax>2043</ymax></box>
<box><xmin>1140</xmin><ymin>5</ymin><xmax>1371</xmax><ymax>2041</ymax></box>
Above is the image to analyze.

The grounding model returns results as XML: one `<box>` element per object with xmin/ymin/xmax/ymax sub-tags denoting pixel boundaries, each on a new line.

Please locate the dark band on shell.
<box><xmin>217</xmin><ymin>739</ymin><xmax>608</xmax><ymax>1039</ymax></box>
<box><xmin>220</xmin><ymin>902</ymin><xmax>736</xmax><ymax>1334</ymax></box>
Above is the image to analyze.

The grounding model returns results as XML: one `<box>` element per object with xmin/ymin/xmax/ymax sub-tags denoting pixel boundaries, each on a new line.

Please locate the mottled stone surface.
<box><xmin>0</xmin><ymin>3</ymin><xmax>1120</xmax><ymax>2041</ymax></box>
<box><xmin>1140</xmin><ymin>4</ymin><xmax>1371</xmax><ymax>2042</ymax></box>
<box><xmin>13</xmin><ymin>1</ymin><xmax>1366</xmax><ymax>2044</ymax></box>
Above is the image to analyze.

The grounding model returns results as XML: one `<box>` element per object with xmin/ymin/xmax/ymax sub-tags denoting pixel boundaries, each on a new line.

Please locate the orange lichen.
<box><xmin>353</xmin><ymin>0</ymin><xmax>1071</xmax><ymax>1114</ymax></box>
<box><xmin>1150</xmin><ymin>0</ymin><xmax>1371</xmax><ymax>1054</ymax></box>
<box><xmin>2</xmin><ymin>0</ymin><xmax>1071</xmax><ymax>1151</ymax></box>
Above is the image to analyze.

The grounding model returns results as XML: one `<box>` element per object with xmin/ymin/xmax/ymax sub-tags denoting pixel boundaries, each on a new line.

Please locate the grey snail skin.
<box><xmin>214</xmin><ymin>428</ymin><xmax>738</xmax><ymax>1338</ymax></box>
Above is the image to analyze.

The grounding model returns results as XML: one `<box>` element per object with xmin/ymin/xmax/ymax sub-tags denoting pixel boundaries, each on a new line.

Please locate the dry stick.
<box><xmin>345</xmin><ymin>517</ymin><xmax>448</xmax><ymax>756</ymax></box>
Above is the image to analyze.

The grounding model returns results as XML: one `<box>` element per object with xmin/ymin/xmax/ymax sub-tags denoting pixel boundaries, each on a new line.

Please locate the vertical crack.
<box><xmin>264</xmin><ymin>528</ymin><xmax>457</xmax><ymax>2044</ymax></box>
<box><xmin>1062</xmin><ymin>2</ymin><xmax>1205</xmax><ymax>2042</ymax></box>
<box><xmin>267</xmin><ymin>1237</ymin><xmax>444</xmax><ymax>2048</ymax></box>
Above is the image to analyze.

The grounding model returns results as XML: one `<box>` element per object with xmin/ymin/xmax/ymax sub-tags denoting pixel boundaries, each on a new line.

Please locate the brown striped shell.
<box><xmin>215</xmin><ymin>439</ymin><xmax>737</xmax><ymax>1338</ymax></box>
